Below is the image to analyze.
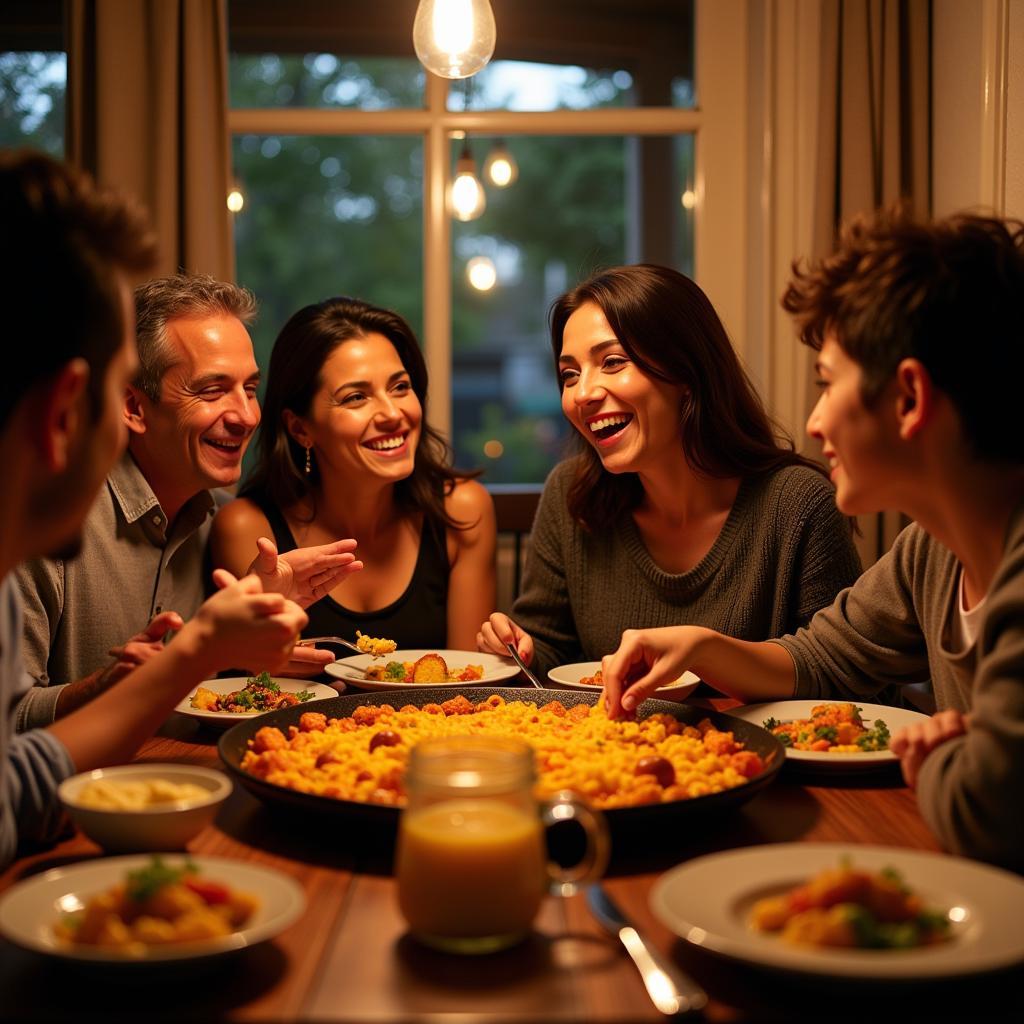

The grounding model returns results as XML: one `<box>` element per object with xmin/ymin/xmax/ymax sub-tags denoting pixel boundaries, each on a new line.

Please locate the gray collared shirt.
<box><xmin>14</xmin><ymin>451</ymin><xmax>221</xmax><ymax>730</ymax></box>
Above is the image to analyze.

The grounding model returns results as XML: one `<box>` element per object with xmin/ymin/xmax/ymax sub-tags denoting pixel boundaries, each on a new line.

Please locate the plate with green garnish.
<box><xmin>725</xmin><ymin>700</ymin><xmax>930</xmax><ymax>770</ymax></box>
<box><xmin>176</xmin><ymin>672</ymin><xmax>338</xmax><ymax>730</ymax></box>
<box><xmin>0</xmin><ymin>854</ymin><xmax>305</xmax><ymax>963</ymax></box>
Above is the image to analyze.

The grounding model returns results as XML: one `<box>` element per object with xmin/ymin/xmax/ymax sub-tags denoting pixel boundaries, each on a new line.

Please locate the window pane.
<box><xmin>449</xmin><ymin>61</ymin><xmax>633</xmax><ymax>112</ymax></box>
<box><xmin>451</xmin><ymin>133</ymin><xmax>695</xmax><ymax>484</ymax></box>
<box><xmin>230</xmin><ymin>54</ymin><xmax>425</xmax><ymax>109</ymax></box>
<box><xmin>449</xmin><ymin>59</ymin><xmax>693</xmax><ymax>112</ymax></box>
<box><xmin>232</xmin><ymin>134</ymin><xmax>423</xmax><ymax>378</ymax></box>
<box><xmin>0</xmin><ymin>52</ymin><xmax>66</xmax><ymax>155</ymax></box>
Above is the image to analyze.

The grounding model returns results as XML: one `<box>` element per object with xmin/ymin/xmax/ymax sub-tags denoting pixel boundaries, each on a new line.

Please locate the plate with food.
<box><xmin>324</xmin><ymin>650</ymin><xmax>520</xmax><ymax>690</ymax></box>
<box><xmin>0</xmin><ymin>854</ymin><xmax>305</xmax><ymax>963</ymax></box>
<box><xmin>175</xmin><ymin>672</ymin><xmax>338</xmax><ymax>730</ymax></box>
<box><xmin>218</xmin><ymin>687</ymin><xmax>784</xmax><ymax>833</ymax></box>
<box><xmin>650</xmin><ymin>842</ymin><xmax>1024</xmax><ymax>979</ymax></box>
<box><xmin>724</xmin><ymin>701</ymin><xmax>929</xmax><ymax>770</ymax></box>
<box><xmin>547</xmin><ymin>661</ymin><xmax>701</xmax><ymax>700</ymax></box>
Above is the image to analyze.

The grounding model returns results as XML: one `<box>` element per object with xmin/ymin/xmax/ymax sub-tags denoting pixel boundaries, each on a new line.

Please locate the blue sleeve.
<box><xmin>1</xmin><ymin>730</ymin><xmax>75</xmax><ymax>869</ymax></box>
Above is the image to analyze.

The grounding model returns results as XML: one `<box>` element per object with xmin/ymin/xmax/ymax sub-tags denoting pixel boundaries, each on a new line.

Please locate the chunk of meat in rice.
<box><xmin>299</xmin><ymin>712</ymin><xmax>328</xmax><ymax>733</ymax></box>
<box><xmin>251</xmin><ymin>726</ymin><xmax>287</xmax><ymax>753</ymax></box>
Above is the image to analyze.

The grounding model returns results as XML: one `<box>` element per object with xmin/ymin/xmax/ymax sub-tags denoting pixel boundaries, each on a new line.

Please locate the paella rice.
<box><xmin>241</xmin><ymin>695</ymin><xmax>766</xmax><ymax>809</ymax></box>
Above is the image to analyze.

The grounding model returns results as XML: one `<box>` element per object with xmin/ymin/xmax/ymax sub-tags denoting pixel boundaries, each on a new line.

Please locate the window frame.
<box><xmin>227</xmin><ymin>0</ymin><xmax>747</xmax><ymax>436</ymax></box>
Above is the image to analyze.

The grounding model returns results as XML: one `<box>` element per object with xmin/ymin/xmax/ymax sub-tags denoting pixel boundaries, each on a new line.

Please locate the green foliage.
<box><xmin>0</xmin><ymin>52</ymin><xmax>66</xmax><ymax>156</ymax></box>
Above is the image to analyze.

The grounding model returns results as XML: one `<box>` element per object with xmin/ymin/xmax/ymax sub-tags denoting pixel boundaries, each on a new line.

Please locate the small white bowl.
<box><xmin>58</xmin><ymin>764</ymin><xmax>231</xmax><ymax>853</ymax></box>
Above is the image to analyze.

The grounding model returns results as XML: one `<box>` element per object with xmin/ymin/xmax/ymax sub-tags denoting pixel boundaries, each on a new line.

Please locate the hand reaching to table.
<box><xmin>601</xmin><ymin>626</ymin><xmax>702</xmax><ymax>718</ymax></box>
<box><xmin>246</xmin><ymin>536</ymin><xmax>362</xmax><ymax>609</ymax></box>
<box><xmin>477</xmin><ymin>612</ymin><xmax>534</xmax><ymax>664</ymax></box>
<box><xmin>890</xmin><ymin>709</ymin><xmax>970</xmax><ymax>788</ymax></box>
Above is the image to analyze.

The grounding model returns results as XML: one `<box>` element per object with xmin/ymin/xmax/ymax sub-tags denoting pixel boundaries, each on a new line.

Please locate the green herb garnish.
<box><xmin>125</xmin><ymin>855</ymin><xmax>196</xmax><ymax>903</ymax></box>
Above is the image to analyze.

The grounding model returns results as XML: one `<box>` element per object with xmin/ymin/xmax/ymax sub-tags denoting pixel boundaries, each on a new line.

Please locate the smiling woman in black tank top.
<box><xmin>210</xmin><ymin>297</ymin><xmax>495</xmax><ymax>659</ymax></box>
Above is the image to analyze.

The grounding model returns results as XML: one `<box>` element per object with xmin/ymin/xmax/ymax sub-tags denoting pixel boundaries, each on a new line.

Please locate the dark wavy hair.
<box><xmin>243</xmin><ymin>296</ymin><xmax>474</xmax><ymax>534</ymax></box>
<box><xmin>549</xmin><ymin>263</ymin><xmax>825</xmax><ymax>531</ymax></box>
<box><xmin>783</xmin><ymin>207</ymin><xmax>1024</xmax><ymax>464</ymax></box>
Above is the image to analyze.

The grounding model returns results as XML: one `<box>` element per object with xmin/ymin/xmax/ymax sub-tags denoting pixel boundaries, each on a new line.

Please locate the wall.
<box><xmin>934</xmin><ymin>0</ymin><xmax>1024</xmax><ymax>219</ymax></box>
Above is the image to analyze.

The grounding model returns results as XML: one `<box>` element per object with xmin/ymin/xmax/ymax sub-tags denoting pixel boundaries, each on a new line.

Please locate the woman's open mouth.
<box><xmin>587</xmin><ymin>413</ymin><xmax>633</xmax><ymax>447</ymax></box>
<box><xmin>362</xmin><ymin>431</ymin><xmax>410</xmax><ymax>457</ymax></box>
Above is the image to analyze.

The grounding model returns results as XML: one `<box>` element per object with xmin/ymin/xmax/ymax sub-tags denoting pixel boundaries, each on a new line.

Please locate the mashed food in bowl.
<box><xmin>76</xmin><ymin>778</ymin><xmax>210</xmax><ymax>811</ymax></box>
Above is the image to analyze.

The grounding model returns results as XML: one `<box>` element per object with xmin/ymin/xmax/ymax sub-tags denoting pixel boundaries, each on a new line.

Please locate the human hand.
<box><xmin>601</xmin><ymin>626</ymin><xmax>702</xmax><ymax>719</ymax></box>
<box><xmin>246</xmin><ymin>536</ymin><xmax>362</xmax><ymax>609</ymax></box>
<box><xmin>181</xmin><ymin>570</ymin><xmax>309</xmax><ymax>676</ymax></box>
<box><xmin>477</xmin><ymin>613</ymin><xmax>534</xmax><ymax>664</ymax></box>
<box><xmin>277</xmin><ymin>643</ymin><xmax>337</xmax><ymax>679</ymax></box>
<box><xmin>889</xmin><ymin>709</ymin><xmax>970</xmax><ymax>789</ymax></box>
<box><xmin>102</xmin><ymin>610</ymin><xmax>184</xmax><ymax>686</ymax></box>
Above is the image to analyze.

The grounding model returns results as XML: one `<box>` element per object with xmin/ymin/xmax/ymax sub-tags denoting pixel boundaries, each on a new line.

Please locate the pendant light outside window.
<box><xmin>413</xmin><ymin>0</ymin><xmax>496</xmax><ymax>79</ymax></box>
<box><xmin>450</xmin><ymin>140</ymin><xmax>486</xmax><ymax>221</ymax></box>
<box><xmin>483</xmin><ymin>140</ymin><xmax>517</xmax><ymax>188</ymax></box>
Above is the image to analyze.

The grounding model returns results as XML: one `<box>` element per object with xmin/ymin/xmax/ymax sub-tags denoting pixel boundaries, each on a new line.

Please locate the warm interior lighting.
<box><xmin>680</xmin><ymin>188</ymin><xmax>696</xmax><ymax>210</ymax></box>
<box><xmin>483</xmin><ymin>439</ymin><xmax>504</xmax><ymax>458</ymax></box>
<box><xmin>449</xmin><ymin>142</ymin><xmax>486</xmax><ymax>221</ymax></box>
<box><xmin>413</xmin><ymin>0</ymin><xmax>496</xmax><ymax>79</ymax></box>
<box><xmin>226</xmin><ymin>186</ymin><xmax>245</xmax><ymax>213</ymax></box>
<box><xmin>483</xmin><ymin>140</ymin><xmax>517</xmax><ymax>187</ymax></box>
<box><xmin>467</xmin><ymin>255</ymin><xmax>497</xmax><ymax>291</ymax></box>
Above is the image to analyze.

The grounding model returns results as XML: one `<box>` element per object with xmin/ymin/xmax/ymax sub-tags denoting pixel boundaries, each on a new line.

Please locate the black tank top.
<box><xmin>244</xmin><ymin>487</ymin><xmax>450</xmax><ymax>649</ymax></box>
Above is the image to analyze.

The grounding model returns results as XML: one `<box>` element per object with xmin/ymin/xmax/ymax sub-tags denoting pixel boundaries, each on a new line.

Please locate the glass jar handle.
<box><xmin>541</xmin><ymin>790</ymin><xmax>610</xmax><ymax>897</ymax></box>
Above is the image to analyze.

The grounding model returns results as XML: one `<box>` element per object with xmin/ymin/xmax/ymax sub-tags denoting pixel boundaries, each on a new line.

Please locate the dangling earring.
<box><xmin>305</xmin><ymin>446</ymin><xmax>312</xmax><ymax>475</ymax></box>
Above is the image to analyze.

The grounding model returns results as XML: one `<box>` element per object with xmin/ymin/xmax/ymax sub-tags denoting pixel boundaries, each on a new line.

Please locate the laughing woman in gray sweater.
<box><xmin>477</xmin><ymin>264</ymin><xmax>862</xmax><ymax>679</ymax></box>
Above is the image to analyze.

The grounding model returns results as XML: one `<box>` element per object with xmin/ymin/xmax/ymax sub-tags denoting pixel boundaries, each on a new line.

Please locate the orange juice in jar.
<box><xmin>396</xmin><ymin>736</ymin><xmax>608</xmax><ymax>954</ymax></box>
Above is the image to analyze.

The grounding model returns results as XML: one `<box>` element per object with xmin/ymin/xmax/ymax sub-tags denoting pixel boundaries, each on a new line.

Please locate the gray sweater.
<box><xmin>775</xmin><ymin>504</ymin><xmax>1024</xmax><ymax>872</ymax></box>
<box><xmin>513</xmin><ymin>460</ymin><xmax>862</xmax><ymax>677</ymax></box>
<box><xmin>0</xmin><ymin>576</ymin><xmax>74</xmax><ymax>869</ymax></box>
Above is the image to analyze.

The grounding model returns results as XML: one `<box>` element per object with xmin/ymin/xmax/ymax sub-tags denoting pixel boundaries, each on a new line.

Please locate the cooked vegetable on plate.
<box><xmin>750</xmin><ymin>860</ymin><xmax>950</xmax><ymax>949</ymax></box>
<box><xmin>54</xmin><ymin>856</ymin><xmax>258</xmax><ymax>953</ymax></box>
<box><xmin>763</xmin><ymin>702</ymin><xmax>890</xmax><ymax>753</ymax></box>
<box><xmin>191</xmin><ymin>672</ymin><xmax>316</xmax><ymax>714</ymax></box>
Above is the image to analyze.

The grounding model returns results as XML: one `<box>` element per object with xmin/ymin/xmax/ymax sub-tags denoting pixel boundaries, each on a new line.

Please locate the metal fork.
<box><xmin>296</xmin><ymin>636</ymin><xmax>364</xmax><ymax>655</ymax></box>
<box><xmin>504</xmin><ymin>642</ymin><xmax>544</xmax><ymax>689</ymax></box>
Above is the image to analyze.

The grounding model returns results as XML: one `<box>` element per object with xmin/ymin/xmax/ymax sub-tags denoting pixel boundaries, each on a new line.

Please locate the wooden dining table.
<box><xmin>2</xmin><ymin>691</ymin><xmax>1022</xmax><ymax>1023</ymax></box>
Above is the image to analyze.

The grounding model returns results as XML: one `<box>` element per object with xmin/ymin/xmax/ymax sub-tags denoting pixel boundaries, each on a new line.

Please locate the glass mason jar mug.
<box><xmin>396</xmin><ymin>735</ymin><xmax>610</xmax><ymax>953</ymax></box>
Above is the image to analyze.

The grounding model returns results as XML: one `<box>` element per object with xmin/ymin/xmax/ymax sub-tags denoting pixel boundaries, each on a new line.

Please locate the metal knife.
<box><xmin>587</xmin><ymin>883</ymin><xmax>708</xmax><ymax>1017</ymax></box>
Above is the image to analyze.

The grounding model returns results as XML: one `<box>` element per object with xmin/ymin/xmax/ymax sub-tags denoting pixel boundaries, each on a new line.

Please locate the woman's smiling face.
<box><xmin>558</xmin><ymin>302</ymin><xmax>686</xmax><ymax>474</ymax></box>
<box><xmin>299</xmin><ymin>332</ymin><xmax>422</xmax><ymax>484</ymax></box>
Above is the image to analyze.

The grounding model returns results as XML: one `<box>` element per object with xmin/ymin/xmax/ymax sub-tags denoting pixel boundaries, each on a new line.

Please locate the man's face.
<box><xmin>130</xmin><ymin>314</ymin><xmax>260</xmax><ymax>501</ymax></box>
<box><xmin>806</xmin><ymin>335</ymin><xmax>900</xmax><ymax>516</ymax></box>
<box><xmin>37</xmin><ymin>279</ymin><xmax>138</xmax><ymax>558</ymax></box>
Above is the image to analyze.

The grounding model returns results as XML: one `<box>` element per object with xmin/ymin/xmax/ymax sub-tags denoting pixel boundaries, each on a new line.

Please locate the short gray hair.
<box><xmin>133</xmin><ymin>273</ymin><xmax>258</xmax><ymax>400</ymax></box>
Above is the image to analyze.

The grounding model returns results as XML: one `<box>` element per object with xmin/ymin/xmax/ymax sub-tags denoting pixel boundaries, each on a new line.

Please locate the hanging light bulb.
<box><xmin>449</xmin><ymin>141</ymin><xmax>486</xmax><ymax>221</ymax></box>
<box><xmin>413</xmin><ymin>0</ymin><xmax>496</xmax><ymax>79</ymax></box>
<box><xmin>483</xmin><ymin>140</ymin><xmax>518</xmax><ymax>188</ymax></box>
<box><xmin>226</xmin><ymin>183</ymin><xmax>245</xmax><ymax>213</ymax></box>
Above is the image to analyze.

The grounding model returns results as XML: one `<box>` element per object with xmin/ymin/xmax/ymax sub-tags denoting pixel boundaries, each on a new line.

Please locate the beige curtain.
<box><xmin>66</xmin><ymin>0</ymin><xmax>234</xmax><ymax>281</ymax></box>
<box><xmin>808</xmin><ymin>0</ymin><xmax>931</xmax><ymax>566</ymax></box>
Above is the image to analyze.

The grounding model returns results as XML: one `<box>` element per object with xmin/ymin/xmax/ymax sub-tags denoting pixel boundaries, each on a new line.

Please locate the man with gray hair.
<box><xmin>15</xmin><ymin>273</ymin><xmax>359</xmax><ymax>728</ymax></box>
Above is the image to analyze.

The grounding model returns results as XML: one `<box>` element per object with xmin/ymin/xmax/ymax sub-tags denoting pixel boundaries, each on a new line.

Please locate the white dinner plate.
<box><xmin>650</xmin><ymin>843</ymin><xmax>1024</xmax><ymax>980</ymax></box>
<box><xmin>325</xmin><ymin>649</ymin><xmax>520</xmax><ymax>690</ymax></box>
<box><xmin>175</xmin><ymin>677</ymin><xmax>339</xmax><ymax>730</ymax></box>
<box><xmin>0</xmin><ymin>854</ymin><xmax>306</xmax><ymax>963</ymax></box>
<box><xmin>547</xmin><ymin>661</ymin><xmax>700</xmax><ymax>700</ymax></box>
<box><xmin>724</xmin><ymin>701</ymin><xmax>930</xmax><ymax>769</ymax></box>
